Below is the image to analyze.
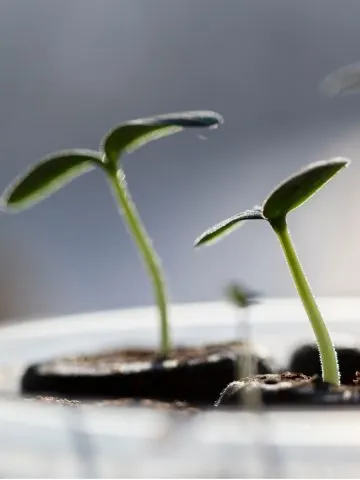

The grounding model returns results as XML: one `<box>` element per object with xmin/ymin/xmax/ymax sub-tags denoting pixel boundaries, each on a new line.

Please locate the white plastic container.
<box><xmin>0</xmin><ymin>297</ymin><xmax>359</xmax><ymax>478</ymax></box>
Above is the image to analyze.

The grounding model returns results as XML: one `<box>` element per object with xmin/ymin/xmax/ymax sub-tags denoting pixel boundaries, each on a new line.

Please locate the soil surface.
<box><xmin>33</xmin><ymin>341</ymin><xmax>266</xmax><ymax>374</ymax></box>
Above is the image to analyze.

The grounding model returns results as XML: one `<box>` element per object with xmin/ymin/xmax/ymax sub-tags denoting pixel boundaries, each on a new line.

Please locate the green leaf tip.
<box><xmin>262</xmin><ymin>157</ymin><xmax>350</xmax><ymax>221</ymax></box>
<box><xmin>320</xmin><ymin>61</ymin><xmax>360</xmax><ymax>97</ymax></box>
<box><xmin>2</xmin><ymin>149</ymin><xmax>103</xmax><ymax>211</ymax></box>
<box><xmin>101</xmin><ymin>110</ymin><xmax>224</xmax><ymax>165</ymax></box>
<box><xmin>126</xmin><ymin>110</ymin><xmax>224</xmax><ymax>128</ymax></box>
<box><xmin>194</xmin><ymin>207</ymin><xmax>264</xmax><ymax>247</ymax></box>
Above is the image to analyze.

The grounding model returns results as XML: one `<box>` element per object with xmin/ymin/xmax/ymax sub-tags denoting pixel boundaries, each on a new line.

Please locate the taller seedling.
<box><xmin>195</xmin><ymin>158</ymin><xmax>351</xmax><ymax>386</ymax></box>
<box><xmin>2</xmin><ymin>111</ymin><xmax>223</xmax><ymax>356</ymax></box>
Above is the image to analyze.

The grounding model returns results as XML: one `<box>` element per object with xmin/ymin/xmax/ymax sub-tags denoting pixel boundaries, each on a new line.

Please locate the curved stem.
<box><xmin>105</xmin><ymin>165</ymin><xmax>171</xmax><ymax>356</ymax></box>
<box><xmin>271</xmin><ymin>217</ymin><xmax>339</xmax><ymax>385</ymax></box>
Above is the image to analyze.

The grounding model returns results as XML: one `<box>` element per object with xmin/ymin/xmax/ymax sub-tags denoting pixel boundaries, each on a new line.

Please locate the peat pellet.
<box><xmin>21</xmin><ymin>341</ymin><xmax>274</xmax><ymax>405</ymax></box>
<box><xmin>215</xmin><ymin>372</ymin><xmax>360</xmax><ymax>407</ymax></box>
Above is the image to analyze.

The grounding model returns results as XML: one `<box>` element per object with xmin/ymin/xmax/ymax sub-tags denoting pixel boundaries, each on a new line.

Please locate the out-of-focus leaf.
<box><xmin>320</xmin><ymin>62</ymin><xmax>360</xmax><ymax>97</ymax></box>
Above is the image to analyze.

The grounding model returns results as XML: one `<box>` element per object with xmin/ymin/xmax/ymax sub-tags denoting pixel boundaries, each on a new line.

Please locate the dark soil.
<box><xmin>21</xmin><ymin>341</ymin><xmax>274</xmax><ymax>405</ymax></box>
<box><xmin>20</xmin><ymin>340</ymin><xmax>360</xmax><ymax>410</ymax></box>
<box><xmin>215</xmin><ymin>372</ymin><xmax>360</xmax><ymax>408</ymax></box>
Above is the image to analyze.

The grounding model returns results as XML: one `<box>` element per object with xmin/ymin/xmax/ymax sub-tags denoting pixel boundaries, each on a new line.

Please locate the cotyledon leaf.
<box><xmin>2</xmin><ymin>149</ymin><xmax>103</xmax><ymax>211</ymax></box>
<box><xmin>262</xmin><ymin>158</ymin><xmax>350</xmax><ymax>221</ymax></box>
<box><xmin>101</xmin><ymin>110</ymin><xmax>224</xmax><ymax>165</ymax></box>
<box><xmin>194</xmin><ymin>208</ymin><xmax>264</xmax><ymax>247</ymax></box>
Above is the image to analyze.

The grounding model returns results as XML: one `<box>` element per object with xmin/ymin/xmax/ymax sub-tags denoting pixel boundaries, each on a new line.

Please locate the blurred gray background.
<box><xmin>1</xmin><ymin>0</ymin><xmax>360</xmax><ymax>320</ymax></box>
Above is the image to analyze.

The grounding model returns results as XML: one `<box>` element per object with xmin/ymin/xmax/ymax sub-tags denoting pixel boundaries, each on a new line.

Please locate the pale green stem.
<box><xmin>237</xmin><ymin>308</ymin><xmax>262</xmax><ymax>409</ymax></box>
<box><xmin>271</xmin><ymin>217</ymin><xmax>339</xmax><ymax>385</ymax></box>
<box><xmin>106</xmin><ymin>165</ymin><xmax>171</xmax><ymax>356</ymax></box>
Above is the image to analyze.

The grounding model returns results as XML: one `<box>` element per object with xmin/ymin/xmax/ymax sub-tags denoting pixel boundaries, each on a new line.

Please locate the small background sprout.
<box><xmin>226</xmin><ymin>281</ymin><xmax>262</xmax><ymax>409</ymax></box>
<box><xmin>226</xmin><ymin>281</ymin><xmax>260</xmax><ymax>310</ymax></box>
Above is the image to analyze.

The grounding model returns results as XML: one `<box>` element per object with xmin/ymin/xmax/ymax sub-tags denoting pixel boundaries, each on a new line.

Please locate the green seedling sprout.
<box><xmin>1</xmin><ymin>111</ymin><xmax>223</xmax><ymax>357</ymax></box>
<box><xmin>226</xmin><ymin>282</ymin><xmax>259</xmax><ymax>377</ymax></box>
<box><xmin>227</xmin><ymin>281</ymin><xmax>259</xmax><ymax>354</ymax></box>
<box><xmin>226</xmin><ymin>282</ymin><xmax>262</xmax><ymax>408</ymax></box>
<box><xmin>195</xmin><ymin>158</ymin><xmax>351</xmax><ymax>386</ymax></box>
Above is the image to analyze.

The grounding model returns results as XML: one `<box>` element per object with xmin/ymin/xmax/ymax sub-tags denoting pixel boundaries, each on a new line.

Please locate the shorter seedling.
<box><xmin>195</xmin><ymin>158</ymin><xmax>351</xmax><ymax>386</ymax></box>
<box><xmin>2</xmin><ymin>111</ymin><xmax>223</xmax><ymax>356</ymax></box>
<box><xmin>226</xmin><ymin>282</ymin><xmax>262</xmax><ymax>408</ymax></box>
<box><xmin>227</xmin><ymin>282</ymin><xmax>259</xmax><ymax>376</ymax></box>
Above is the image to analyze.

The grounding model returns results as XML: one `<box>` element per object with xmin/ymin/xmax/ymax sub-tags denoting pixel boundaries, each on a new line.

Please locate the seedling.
<box><xmin>1</xmin><ymin>111</ymin><xmax>223</xmax><ymax>356</ymax></box>
<box><xmin>226</xmin><ymin>282</ymin><xmax>262</xmax><ymax>409</ymax></box>
<box><xmin>226</xmin><ymin>282</ymin><xmax>259</xmax><ymax>377</ymax></box>
<box><xmin>195</xmin><ymin>158</ymin><xmax>351</xmax><ymax>386</ymax></box>
<box><xmin>227</xmin><ymin>281</ymin><xmax>259</xmax><ymax>356</ymax></box>
<box><xmin>227</xmin><ymin>282</ymin><xmax>259</xmax><ymax>342</ymax></box>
